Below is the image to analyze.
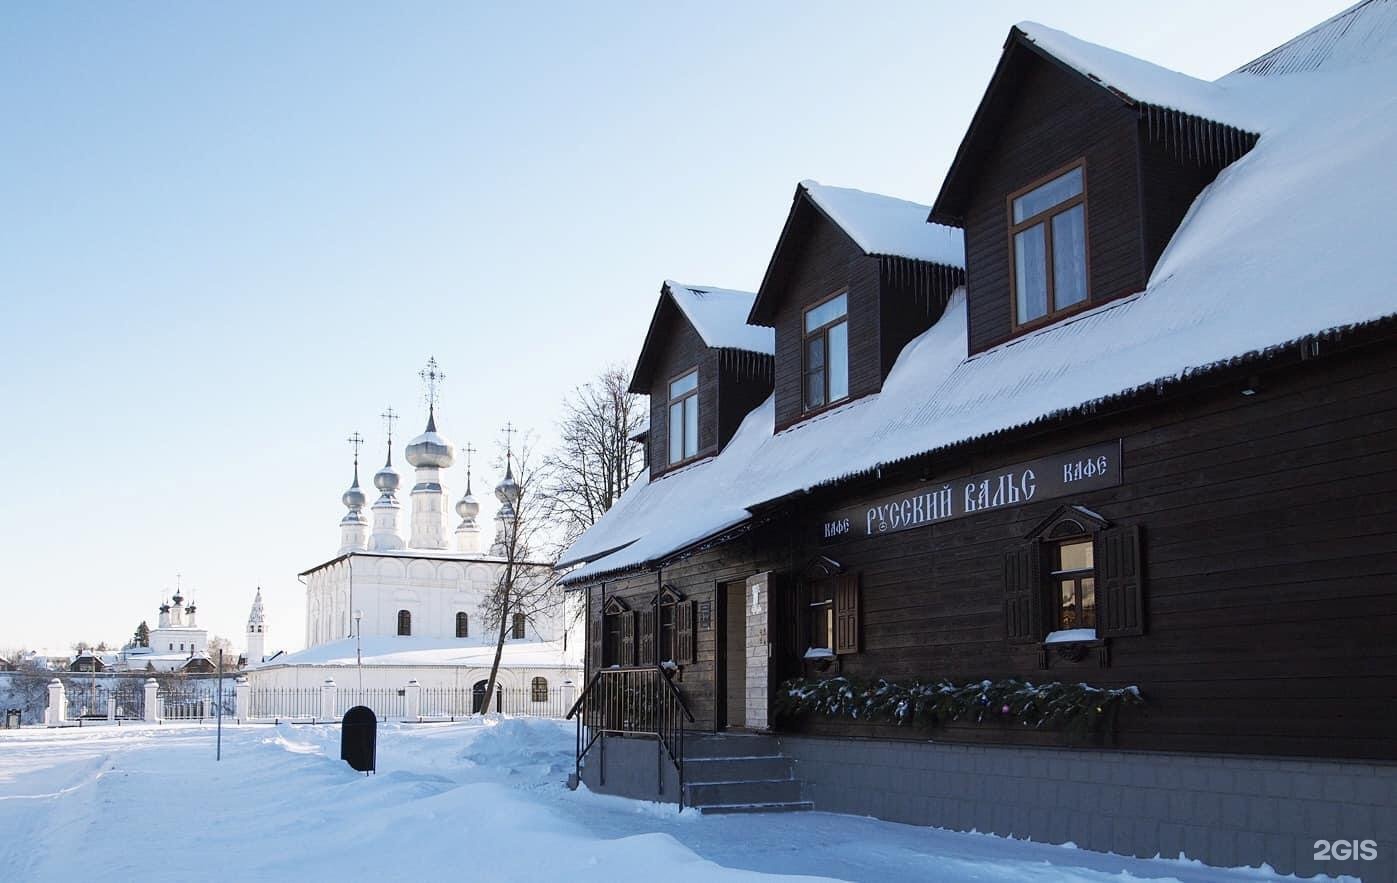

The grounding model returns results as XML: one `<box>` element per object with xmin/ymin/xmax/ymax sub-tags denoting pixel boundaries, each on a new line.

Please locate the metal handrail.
<box><xmin>567</xmin><ymin>666</ymin><xmax>695</xmax><ymax>809</ymax></box>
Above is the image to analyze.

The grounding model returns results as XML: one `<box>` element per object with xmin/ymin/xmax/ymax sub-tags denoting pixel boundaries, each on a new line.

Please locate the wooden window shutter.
<box><xmin>589</xmin><ymin>611</ymin><xmax>604</xmax><ymax>671</ymax></box>
<box><xmin>834</xmin><ymin>573</ymin><xmax>860</xmax><ymax>655</ymax></box>
<box><xmin>1098</xmin><ymin>525</ymin><xmax>1145</xmax><ymax>637</ymax></box>
<box><xmin>638</xmin><ymin>610</ymin><xmax>655</xmax><ymax>666</ymax></box>
<box><xmin>676</xmin><ymin>600</ymin><xmax>696</xmax><ymax>665</ymax></box>
<box><xmin>620</xmin><ymin>611</ymin><xmax>637</xmax><ymax>666</ymax></box>
<box><xmin>1004</xmin><ymin>541</ymin><xmax>1043</xmax><ymax>642</ymax></box>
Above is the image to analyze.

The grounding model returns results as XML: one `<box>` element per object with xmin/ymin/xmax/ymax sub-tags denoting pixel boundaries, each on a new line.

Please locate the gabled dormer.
<box><xmin>630</xmin><ymin>281</ymin><xmax>774</xmax><ymax>478</ymax></box>
<box><xmin>930</xmin><ymin>23</ymin><xmax>1260</xmax><ymax>355</ymax></box>
<box><xmin>748</xmin><ymin>181</ymin><xmax>965</xmax><ymax>432</ymax></box>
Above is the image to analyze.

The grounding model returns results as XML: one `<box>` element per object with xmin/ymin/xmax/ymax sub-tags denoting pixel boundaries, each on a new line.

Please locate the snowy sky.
<box><xmin>0</xmin><ymin>1</ymin><xmax>1349</xmax><ymax>654</ymax></box>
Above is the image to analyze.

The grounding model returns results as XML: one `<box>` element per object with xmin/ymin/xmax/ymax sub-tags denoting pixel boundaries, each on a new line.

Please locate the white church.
<box><xmin>245</xmin><ymin>360</ymin><xmax>581</xmax><ymax>702</ymax></box>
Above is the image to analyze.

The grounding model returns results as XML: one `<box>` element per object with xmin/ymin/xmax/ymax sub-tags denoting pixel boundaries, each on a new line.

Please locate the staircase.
<box><xmin>682</xmin><ymin>733</ymin><xmax>812</xmax><ymax>814</ymax></box>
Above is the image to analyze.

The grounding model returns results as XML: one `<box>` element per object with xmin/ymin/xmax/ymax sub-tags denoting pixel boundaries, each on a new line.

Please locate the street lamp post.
<box><xmin>354</xmin><ymin>609</ymin><xmax>363</xmax><ymax>700</ymax></box>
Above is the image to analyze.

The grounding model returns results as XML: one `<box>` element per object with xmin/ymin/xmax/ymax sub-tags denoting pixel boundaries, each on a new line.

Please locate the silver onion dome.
<box><xmin>494</xmin><ymin>465</ymin><xmax>520</xmax><ymax>508</ymax></box>
<box><xmin>405</xmin><ymin>410</ymin><xmax>455</xmax><ymax>469</ymax></box>
<box><xmin>456</xmin><ymin>489</ymin><xmax>480</xmax><ymax>520</ymax></box>
<box><xmin>373</xmin><ymin>461</ymin><xmax>400</xmax><ymax>493</ymax></box>
<box><xmin>342</xmin><ymin>479</ymin><xmax>366</xmax><ymax>510</ymax></box>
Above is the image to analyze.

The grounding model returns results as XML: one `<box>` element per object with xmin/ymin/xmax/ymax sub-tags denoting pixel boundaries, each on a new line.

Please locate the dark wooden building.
<box><xmin>560</xmin><ymin>7</ymin><xmax>1397</xmax><ymax>880</ymax></box>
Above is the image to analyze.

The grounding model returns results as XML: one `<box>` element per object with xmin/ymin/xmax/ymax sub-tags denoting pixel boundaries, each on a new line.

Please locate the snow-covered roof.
<box><xmin>664</xmin><ymin>282</ymin><xmax>774</xmax><ymax>355</ymax></box>
<box><xmin>560</xmin><ymin>12</ymin><xmax>1397</xmax><ymax>582</ymax></box>
<box><xmin>299</xmin><ymin>548</ymin><xmax>551</xmax><ymax>577</ymax></box>
<box><xmin>1014</xmin><ymin>22</ymin><xmax>1265</xmax><ymax>132</ymax></box>
<box><xmin>257</xmin><ymin>636</ymin><xmax>577</xmax><ymax>670</ymax></box>
<box><xmin>1231</xmin><ymin>0</ymin><xmax>1397</xmax><ymax>78</ymax></box>
<box><xmin>800</xmin><ymin>181</ymin><xmax>965</xmax><ymax>268</ymax></box>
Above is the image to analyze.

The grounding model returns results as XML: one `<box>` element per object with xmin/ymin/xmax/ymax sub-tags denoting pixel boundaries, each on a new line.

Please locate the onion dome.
<box><xmin>342</xmin><ymin>463</ymin><xmax>367</xmax><ymax>511</ymax></box>
<box><xmin>456</xmin><ymin>478</ymin><xmax>480</xmax><ymax>521</ymax></box>
<box><xmin>159</xmin><ymin>602</ymin><xmax>171</xmax><ymax>614</ymax></box>
<box><xmin>405</xmin><ymin>408</ymin><xmax>455</xmax><ymax>469</ymax></box>
<box><xmin>373</xmin><ymin>442</ymin><xmax>401</xmax><ymax>493</ymax></box>
<box><xmin>494</xmin><ymin>461</ymin><xmax>520</xmax><ymax>508</ymax></box>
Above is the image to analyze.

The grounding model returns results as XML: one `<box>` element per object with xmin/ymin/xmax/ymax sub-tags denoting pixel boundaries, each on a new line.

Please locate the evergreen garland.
<box><xmin>774</xmin><ymin>676</ymin><xmax>1143</xmax><ymax>738</ymax></box>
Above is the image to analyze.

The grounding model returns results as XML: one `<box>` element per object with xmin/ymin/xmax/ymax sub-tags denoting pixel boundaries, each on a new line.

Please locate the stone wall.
<box><xmin>779</xmin><ymin>735</ymin><xmax>1395</xmax><ymax>881</ymax></box>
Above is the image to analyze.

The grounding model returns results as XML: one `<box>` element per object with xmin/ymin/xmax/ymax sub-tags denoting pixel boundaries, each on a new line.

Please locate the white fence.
<box><xmin>240</xmin><ymin>679</ymin><xmax>573</xmax><ymax>722</ymax></box>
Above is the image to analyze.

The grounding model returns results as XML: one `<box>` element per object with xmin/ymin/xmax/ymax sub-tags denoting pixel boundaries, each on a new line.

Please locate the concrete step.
<box><xmin>683</xmin><ymin>733</ymin><xmax>781</xmax><ymax>759</ymax></box>
<box><xmin>697</xmin><ymin>801</ymin><xmax>814</xmax><ymax>815</ymax></box>
<box><xmin>684</xmin><ymin>777</ymin><xmax>804</xmax><ymax>807</ymax></box>
<box><xmin>685</xmin><ymin>755</ymin><xmax>793</xmax><ymax>783</ymax></box>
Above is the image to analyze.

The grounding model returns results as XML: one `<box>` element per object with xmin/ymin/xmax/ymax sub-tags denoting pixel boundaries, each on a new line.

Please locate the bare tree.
<box><xmin>476</xmin><ymin>432</ymin><xmax>561</xmax><ymax>715</ymax></box>
<box><xmin>206</xmin><ymin>636</ymin><xmax>238</xmax><ymax>670</ymax></box>
<box><xmin>543</xmin><ymin>366</ymin><xmax>646</xmax><ymax>545</ymax></box>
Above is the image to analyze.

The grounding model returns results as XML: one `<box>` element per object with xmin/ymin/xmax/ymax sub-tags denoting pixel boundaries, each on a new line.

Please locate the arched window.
<box><xmin>511</xmin><ymin>613</ymin><xmax>526</xmax><ymax>640</ymax></box>
<box><xmin>397</xmin><ymin>609</ymin><xmax>411</xmax><ymax>636</ymax></box>
<box><xmin>455</xmin><ymin>612</ymin><xmax>469</xmax><ymax>638</ymax></box>
<box><xmin>531</xmin><ymin>677</ymin><xmax>549</xmax><ymax>702</ymax></box>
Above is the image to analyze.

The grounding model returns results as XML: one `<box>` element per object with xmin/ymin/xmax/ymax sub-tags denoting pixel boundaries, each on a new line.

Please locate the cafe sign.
<box><xmin>819</xmin><ymin>440</ymin><xmax>1121</xmax><ymax>544</ymax></box>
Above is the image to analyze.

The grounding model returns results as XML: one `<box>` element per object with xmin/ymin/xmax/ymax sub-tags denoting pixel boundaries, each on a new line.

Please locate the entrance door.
<box><xmin>722</xmin><ymin>581</ymin><xmax>747</xmax><ymax>728</ymax></box>
<box><xmin>472</xmin><ymin>679</ymin><xmax>489</xmax><ymax>713</ymax></box>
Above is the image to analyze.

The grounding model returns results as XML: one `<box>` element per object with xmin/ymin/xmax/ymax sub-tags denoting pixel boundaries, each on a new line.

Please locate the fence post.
<box><xmin>107</xmin><ymin>695</ymin><xmax>116</xmax><ymax>722</ymax></box>
<box><xmin>562</xmin><ymin>679</ymin><xmax>576</xmax><ymax>714</ymax></box>
<box><xmin>405</xmin><ymin>679</ymin><xmax>421</xmax><ymax>721</ymax></box>
<box><xmin>321</xmin><ymin>678</ymin><xmax>336</xmax><ymax>721</ymax></box>
<box><xmin>46</xmin><ymin>679</ymin><xmax>65</xmax><ymax>726</ymax></box>
<box><xmin>143</xmin><ymin>679</ymin><xmax>160</xmax><ymax>723</ymax></box>
<box><xmin>235</xmin><ymin>676</ymin><xmax>251</xmax><ymax>722</ymax></box>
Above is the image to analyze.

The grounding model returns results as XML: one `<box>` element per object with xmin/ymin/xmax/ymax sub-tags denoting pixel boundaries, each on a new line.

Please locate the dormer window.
<box><xmin>803</xmin><ymin>292</ymin><xmax>848</xmax><ymax>411</ymax></box>
<box><xmin>668</xmin><ymin>369</ymin><xmax>699</xmax><ymax>465</ymax></box>
<box><xmin>1010</xmin><ymin>162</ymin><xmax>1088</xmax><ymax>328</ymax></box>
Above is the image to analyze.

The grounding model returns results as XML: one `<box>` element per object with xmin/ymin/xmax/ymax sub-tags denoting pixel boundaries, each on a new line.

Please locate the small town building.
<box><xmin>558</xmin><ymin>5</ymin><xmax>1397</xmax><ymax>880</ymax></box>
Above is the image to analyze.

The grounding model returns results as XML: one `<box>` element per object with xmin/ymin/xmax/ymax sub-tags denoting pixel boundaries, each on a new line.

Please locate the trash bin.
<box><xmin>340</xmin><ymin>706</ymin><xmax>377</xmax><ymax>773</ymax></box>
<box><xmin>3</xmin><ymin>709</ymin><xmax>20</xmax><ymax>729</ymax></box>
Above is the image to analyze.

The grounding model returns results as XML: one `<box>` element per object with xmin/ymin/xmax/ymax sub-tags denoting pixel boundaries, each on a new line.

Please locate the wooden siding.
<box><xmin>1137</xmin><ymin>122</ymin><xmax>1228</xmax><ymax>275</ymax></box>
<box><xmin>585</xmin><ymin>335</ymin><xmax>1397</xmax><ymax>760</ymax></box>
<box><xmin>645</xmin><ymin>308</ymin><xmax>718</xmax><ymax>477</ymax></box>
<box><xmin>717</xmin><ymin>354</ymin><xmax>773</xmax><ymax>451</ymax></box>
<box><xmin>962</xmin><ymin>51</ymin><xmax>1145</xmax><ymax>355</ymax></box>
<box><xmin>771</xmin><ymin>213</ymin><xmax>882</xmax><ymax>431</ymax></box>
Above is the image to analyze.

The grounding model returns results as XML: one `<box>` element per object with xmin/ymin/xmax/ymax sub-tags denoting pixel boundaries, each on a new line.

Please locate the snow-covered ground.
<box><xmin>0</xmin><ymin>720</ymin><xmax>1335</xmax><ymax>882</ymax></box>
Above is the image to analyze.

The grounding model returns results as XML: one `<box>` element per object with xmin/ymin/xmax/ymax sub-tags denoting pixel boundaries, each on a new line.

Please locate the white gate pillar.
<box><xmin>143</xmin><ymin>679</ymin><xmax>160</xmax><ymax>723</ymax></box>
<box><xmin>235</xmin><ymin>677</ymin><xmax>251</xmax><ymax>721</ymax></box>
<box><xmin>46</xmin><ymin>679</ymin><xmax>66</xmax><ymax>726</ymax></box>
<box><xmin>106</xmin><ymin>696</ymin><xmax>116</xmax><ymax>722</ymax></box>
<box><xmin>321</xmin><ymin>678</ymin><xmax>337</xmax><ymax>721</ymax></box>
<box><xmin>561</xmin><ymin>679</ymin><xmax>576</xmax><ymax>712</ymax></box>
<box><xmin>405</xmin><ymin>679</ymin><xmax>421</xmax><ymax>721</ymax></box>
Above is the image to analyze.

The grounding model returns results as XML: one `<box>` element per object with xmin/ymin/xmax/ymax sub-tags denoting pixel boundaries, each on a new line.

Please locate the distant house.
<box><xmin>0</xmin><ymin>656</ymin><xmax>14</xmax><ymax>672</ymax></box>
<box><xmin>68</xmin><ymin>654</ymin><xmax>106</xmax><ymax>673</ymax></box>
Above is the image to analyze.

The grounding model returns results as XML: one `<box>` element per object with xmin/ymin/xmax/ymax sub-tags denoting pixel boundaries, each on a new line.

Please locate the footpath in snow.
<box><xmin>0</xmin><ymin>719</ymin><xmax>1346</xmax><ymax>882</ymax></box>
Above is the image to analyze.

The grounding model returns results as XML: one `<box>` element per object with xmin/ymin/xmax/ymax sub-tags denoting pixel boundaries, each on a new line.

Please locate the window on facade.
<box><xmin>1009</xmin><ymin>164</ymin><xmax>1088</xmax><ymax>327</ymax></box>
<box><xmin>397</xmin><ymin>609</ymin><xmax>411</xmax><ymax>636</ymax></box>
<box><xmin>668</xmin><ymin>369</ymin><xmax>699</xmax><ymax>465</ymax></box>
<box><xmin>1052</xmin><ymin>537</ymin><xmax>1097</xmax><ymax>631</ymax></box>
<box><xmin>531</xmin><ymin>676</ymin><xmax>548</xmax><ymax>702</ymax></box>
<box><xmin>168</xmin><ymin>643</ymin><xmax>173</xmax><ymax>651</ymax></box>
<box><xmin>658</xmin><ymin>601</ymin><xmax>677</xmax><ymax>662</ymax></box>
<box><xmin>511</xmin><ymin>612</ymin><xmax>526</xmax><ymax>640</ymax></box>
<box><xmin>455</xmin><ymin>612</ymin><xmax>469</xmax><ymax>638</ymax></box>
<box><xmin>808</xmin><ymin>580</ymin><xmax>835</xmax><ymax>651</ymax></box>
<box><xmin>803</xmin><ymin>293</ymin><xmax>848</xmax><ymax>411</ymax></box>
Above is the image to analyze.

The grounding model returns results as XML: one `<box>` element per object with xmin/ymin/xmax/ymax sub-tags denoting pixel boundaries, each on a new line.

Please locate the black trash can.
<box><xmin>340</xmin><ymin>706</ymin><xmax>377</xmax><ymax>773</ymax></box>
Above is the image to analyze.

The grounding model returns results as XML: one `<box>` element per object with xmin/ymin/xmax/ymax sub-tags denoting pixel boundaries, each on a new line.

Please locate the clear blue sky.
<box><xmin>0</xmin><ymin>1</ymin><xmax>1347</xmax><ymax>653</ymax></box>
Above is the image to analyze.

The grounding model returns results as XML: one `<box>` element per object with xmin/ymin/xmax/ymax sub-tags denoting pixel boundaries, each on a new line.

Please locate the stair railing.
<box><xmin>566</xmin><ymin>666</ymin><xmax>696</xmax><ymax>808</ymax></box>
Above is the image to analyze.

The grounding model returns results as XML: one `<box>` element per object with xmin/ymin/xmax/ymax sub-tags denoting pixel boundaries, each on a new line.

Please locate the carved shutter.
<box><xmin>676</xmin><ymin>600</ymin><xmax>696</xmax><ymax>665</ymax></box>
<box><xmin>834</xmin><ymin>573</ymin><xmax>860</xmax><ymax>654</ymax></box>
<box><xmin>620</xmin><ymin>611</ymin><xmax>636</xmax><ymax>666</ymax></box>
<box><xmin>1004</xmin><ymin>541</ymin><xmax>1043</xmax><ymax>642</ymax></box>
<box><xmin>638</xmin><ymin>610</ymin><xmax>655</xmax><ymax>666</ymax></box>
<box><xmin>589</xmin><ymin>609</ymin><xmax>604</xmax><ymax>672</ymax></box>
<box><xmin>1099</xmin><ymin>525</ymin><xmax>1145</xmax><ymax>637</ymax></box>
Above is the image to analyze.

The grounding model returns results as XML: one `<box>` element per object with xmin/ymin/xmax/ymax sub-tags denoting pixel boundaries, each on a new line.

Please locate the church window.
<box><xmin>168</xmin><ymin>643</ymin><xmax>173</xmax><ymax>651</ymax></box>
<box><xmin>397</xmin><ymin>609</ymin><xmax>412</xmax><ymax>636</ymax></box>
<box><xmin>511</xmin><ymin>613</ymin><xmax>526</xmax><ymax>640</ymax></box>
<box><xmin>456</xmin><ymin>612</ymin><xmax>469</xmax><ymax>638</ymax></box>
<box><xmin>531</xmin><ymin>677</ymin><xmax>548</xmax><ymax>702</ymax></box>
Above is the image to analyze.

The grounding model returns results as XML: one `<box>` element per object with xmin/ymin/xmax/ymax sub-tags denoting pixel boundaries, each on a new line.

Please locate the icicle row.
<box><xmin>1141</xmin><ymin>104</ymin><xmax>1259</xmax><ymax>168</ymax></box>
